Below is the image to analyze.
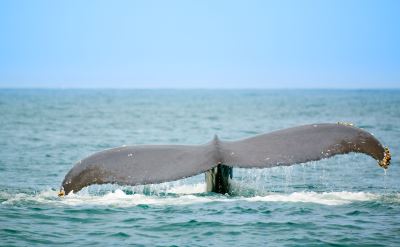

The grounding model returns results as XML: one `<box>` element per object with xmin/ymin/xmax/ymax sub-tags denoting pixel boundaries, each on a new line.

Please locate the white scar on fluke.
<box><xmin>59</xmin><ymin>123</ymin><xmax>391</xmax><ymax>196</ymax></box>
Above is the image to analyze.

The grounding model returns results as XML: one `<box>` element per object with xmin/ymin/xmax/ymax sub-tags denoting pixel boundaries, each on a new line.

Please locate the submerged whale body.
<box><xmin>59</xmin><ymin>123</ymin><xmax>391</xmax><ymax>196</ymax></box>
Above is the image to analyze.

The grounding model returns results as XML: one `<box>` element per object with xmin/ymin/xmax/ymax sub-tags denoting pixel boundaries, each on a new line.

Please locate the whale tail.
<box><xmin>60</xmin><ymin>123</ymin><xmax>390</xmax><ymax>195</ymax></box>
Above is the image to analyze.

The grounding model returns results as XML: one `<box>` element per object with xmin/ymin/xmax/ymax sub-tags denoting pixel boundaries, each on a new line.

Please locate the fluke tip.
<box><xmin>58</xmin><ymin>188</ymin><xmax>65</xmax><ymax>197</ymax></box>
<box><xmin>378</xmin><ymin>146</ymin><xmax>391</xmax><ymax>169</ymax></box>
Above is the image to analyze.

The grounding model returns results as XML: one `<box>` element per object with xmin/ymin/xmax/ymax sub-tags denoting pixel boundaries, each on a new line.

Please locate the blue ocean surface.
<box><xmin>0</xmin><ymin>89</ymin><xmax>399</xmax><ymax>246</ymax></box>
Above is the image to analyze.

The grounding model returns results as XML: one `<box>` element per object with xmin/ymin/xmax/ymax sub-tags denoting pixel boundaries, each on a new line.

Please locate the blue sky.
<box><xmin>0</xmin><ymin>0</ymin><xmax>399</xmax><ymax>88</ymax></box>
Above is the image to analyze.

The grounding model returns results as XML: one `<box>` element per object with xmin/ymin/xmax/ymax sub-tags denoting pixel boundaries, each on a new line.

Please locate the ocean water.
<box><xmin>0</xmin><ymin>89</ymin><xmax>399</xmax><ymax>246</ymax></box>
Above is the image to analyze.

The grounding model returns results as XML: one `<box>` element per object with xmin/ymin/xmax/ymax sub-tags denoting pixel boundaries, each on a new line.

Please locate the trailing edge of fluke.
<box><xmin>59</xmin><ymin>123</ymin><xmax>391</xmax><ymax>196</ymax></box>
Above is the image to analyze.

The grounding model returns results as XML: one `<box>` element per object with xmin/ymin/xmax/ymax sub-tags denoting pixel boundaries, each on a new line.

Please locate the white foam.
<box><xmin>1</xmin><ymin>185</ymin><xmax>384</xmax><ymax>207</ymax></box>
<box><xmin>245</xmin><ymin>191</ymin><xmax>378</xmax><ymax>206</ymax></box>
<box><xmin>58</xmin><ymin>189</ymin><xmax>213</xmax><ymax>207</ymax></box>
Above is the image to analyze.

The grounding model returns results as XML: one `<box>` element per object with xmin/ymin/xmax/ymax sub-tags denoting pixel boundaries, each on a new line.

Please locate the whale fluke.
<box><xmin>59</xmin><ymin>123</ymin><xmax>390</xmax><ymax>195</ymax></box>
<box><xmin>60</xmin><ymin>144</ymin><xmax>218</xmax><ymax>196</ymax></box>
<box><xmin>221</xmin><ymin>123</ymin><xmax>390</xmax><ymax>168</ymax></box>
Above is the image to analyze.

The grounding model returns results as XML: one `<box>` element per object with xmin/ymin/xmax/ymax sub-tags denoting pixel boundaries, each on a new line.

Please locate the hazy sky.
<box><xmin>0</xmin><ymin>0</ymin><xmax>399</xmax><ymax>88</ymax></box>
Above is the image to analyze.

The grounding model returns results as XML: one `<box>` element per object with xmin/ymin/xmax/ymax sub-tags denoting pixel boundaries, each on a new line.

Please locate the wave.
<box><xmin>245</xmin><ymin>191</ymin><xmax>378</xmax><ymax>206</ymax></box>
<box><xmin>1</xmin><ymin>183</ymin><xmax>395</xmax><ymax>207</ymax></box>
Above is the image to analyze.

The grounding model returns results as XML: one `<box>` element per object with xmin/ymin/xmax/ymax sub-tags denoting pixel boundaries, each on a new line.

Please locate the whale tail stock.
<box><xmin>59</xmin><ymin>123</ymin><xmax>391</xmax><ymax>196</ymax></box>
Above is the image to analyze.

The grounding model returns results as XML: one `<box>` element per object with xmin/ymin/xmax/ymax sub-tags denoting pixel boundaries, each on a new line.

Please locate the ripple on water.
<box><xmin>109</xmin><ymin>232</ymin><xmax>130</xmax><ymax>238</ymax></box>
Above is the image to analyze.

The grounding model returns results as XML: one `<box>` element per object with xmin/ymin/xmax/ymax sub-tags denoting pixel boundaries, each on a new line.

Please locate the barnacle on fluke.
<box><xmin>378</xmin><ymin>147</ymin><xmax>391</xmax><ymax>169</ymax></box>
<box><xmin>337</xmin><ymin>122</ymin><xmax>354</xmax><ymax>126</ymax></box>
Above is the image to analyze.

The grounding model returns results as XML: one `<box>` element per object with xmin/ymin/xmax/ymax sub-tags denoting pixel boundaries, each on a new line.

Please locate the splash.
<box><xmin>0</xmin><ymin>184</ymin><xmax>385</xmax><ymax>207</ymax></box>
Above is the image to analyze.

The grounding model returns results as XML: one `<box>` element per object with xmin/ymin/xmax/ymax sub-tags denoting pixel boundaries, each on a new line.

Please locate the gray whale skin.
<box><xmin>59</xmin><ymin>123</ymin><xmax>391</xmax><ymax>196</ymax></box>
